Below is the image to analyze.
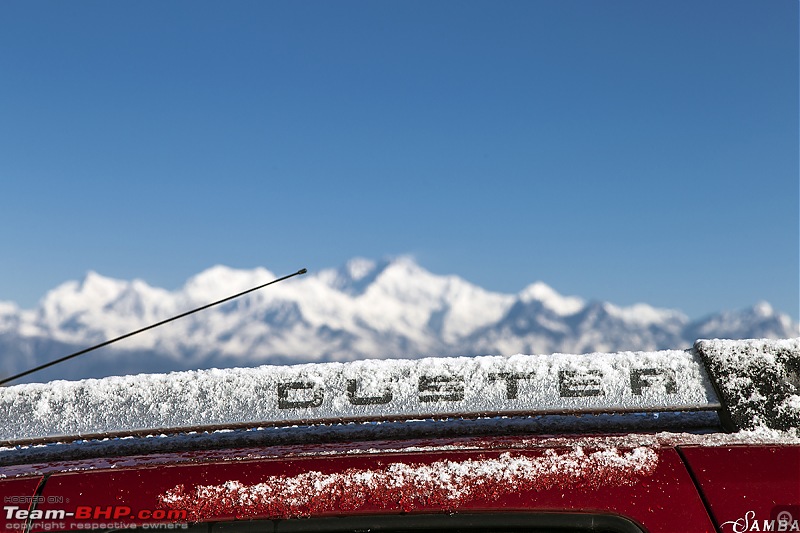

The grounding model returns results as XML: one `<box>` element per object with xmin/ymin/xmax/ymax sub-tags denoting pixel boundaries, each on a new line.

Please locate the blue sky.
<box><xmin>0</xmin><ymin>1</ymin><xmax>797</xmax><ymax>320</ymax></box>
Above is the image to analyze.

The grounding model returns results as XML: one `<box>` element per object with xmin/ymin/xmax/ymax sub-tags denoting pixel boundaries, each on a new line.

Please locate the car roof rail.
<box><xmin>0</xmin><ymin>345</ymin><xmax>726</xmax><ymax>446</ymax></box>
<box><xmin>1</xmin><ymin>337</ymin><xmax>797</xmax><ymax>447</ymax></box>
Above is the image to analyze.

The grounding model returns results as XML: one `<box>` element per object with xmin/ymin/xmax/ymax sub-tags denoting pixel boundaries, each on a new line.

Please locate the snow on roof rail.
<box><xmin>0</xmin><ymin>348</ymin><xmax>720</xmax><ymax>444</ymax></box>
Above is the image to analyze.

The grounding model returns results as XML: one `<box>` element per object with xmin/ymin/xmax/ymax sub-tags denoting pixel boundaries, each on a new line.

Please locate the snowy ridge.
<box><xmin>0</xmin><ymin>257</ymin><xmax>797</xmax><ymax>382</ymax></box>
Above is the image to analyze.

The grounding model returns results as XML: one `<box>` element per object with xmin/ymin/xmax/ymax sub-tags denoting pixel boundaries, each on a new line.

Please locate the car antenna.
<box><xmin>0</xmin><ymin>268</ymin><xmax>308</xmax><ymax>386</ymax></box>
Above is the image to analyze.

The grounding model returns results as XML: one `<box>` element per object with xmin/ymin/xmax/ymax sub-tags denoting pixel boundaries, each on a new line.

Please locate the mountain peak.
<box><xmin>42</xmin><ymin>271</ymin><xmax>128</xmax><ymax>311</ymax></box>
<box><xmin>325</xmin><ymin>256</ymin><xmax>420</xmax><ymax>296</ymax></box>
<box><xmin>322</xmin><ymin>257</ymin><xmax>386</xmax><ymax>296</ymax></box>
<box><xmin>182</xmin><ymin>265</ymin><xmax>276</xmax><ymax>302</ymax></box>
<box><xmin>344</xmin><ymin>257</ymin><xmax>378</xmax><ymax>281</ymax></box>
<box><xmin>82</xmin><ymin>270</ymin><xmax>127</xmax><ymax>291</ymax></box>
<box><xmin>602</xmin><ymin>302</ymin><xmax>688</xmax><ymax>327</ymax></box>
<box><xmin>519</xmin><ymin>281</ymin><xmax>584</xmax><ymax>316</ymax></box>
<box><xmin>752</xmin><ymin>301</ymin><xmax>774</xmax><ymax>317</ymax></box>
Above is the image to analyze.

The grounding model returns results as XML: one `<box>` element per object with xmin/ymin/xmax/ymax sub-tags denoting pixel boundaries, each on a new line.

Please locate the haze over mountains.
<box><xmin>0</xmin><ymin>257</ymin><xmax>796</xmax><ymax>383</ymax></box>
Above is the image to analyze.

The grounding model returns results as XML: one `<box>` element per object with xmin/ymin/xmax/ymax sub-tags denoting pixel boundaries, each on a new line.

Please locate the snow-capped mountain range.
<box><xmin>0</xmin><ymin>257</ymin><xmax>796</xmax><ymax>383</ymax></box>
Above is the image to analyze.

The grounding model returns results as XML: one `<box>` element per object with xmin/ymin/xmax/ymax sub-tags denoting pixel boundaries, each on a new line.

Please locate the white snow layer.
<box><xmin>158</xmin><ymin>447</ymin><xmax>659</xmax><ymax>517</ymax></box>
<box><xmin>0</xmin><ymin>348</ymin><xmax>718</xmax><ymax>441</ymax></box>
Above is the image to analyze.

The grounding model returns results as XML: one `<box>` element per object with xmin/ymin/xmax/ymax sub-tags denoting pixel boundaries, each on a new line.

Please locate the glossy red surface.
<box><xmin>0</xmin><ymin>475</ymin><xmax>44</xmax><ymax>531</ymax></box>
<box><xmin>680</xmin><ymin>445</ymin><xmax>800</xmax><ymax>532</ymax></box>
<box><xmin>26</xmin><ymin>439</ymin><xmax>718</xmax><ymax>533</ymax></box>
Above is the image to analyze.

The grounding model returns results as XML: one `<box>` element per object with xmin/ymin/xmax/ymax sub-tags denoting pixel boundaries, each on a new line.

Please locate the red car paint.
<box><xmin>680</xmin><ymin>446</ymin><xmax>800</xmax><ymax>532</ymax></box>
<box><xmin>0</xmin><ymin>436</ymin><xmax>733</xmax><ymax>533</ymax></box>
<box><xmin>0</xmin><ymin>476</ymin><xmax>43</xmax><ymax>531</ymax></box>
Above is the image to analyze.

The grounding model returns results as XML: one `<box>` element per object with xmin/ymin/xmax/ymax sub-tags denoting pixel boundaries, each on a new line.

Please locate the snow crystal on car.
<box><xmin>695</xmin><ymin>337</ymin><xmax>800</xmax><ymax>435</ymax></box>
<box><xmin>159</xmin><ymin>446</ymin><xmax>659</xmax><ymax>519</ymax></box>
